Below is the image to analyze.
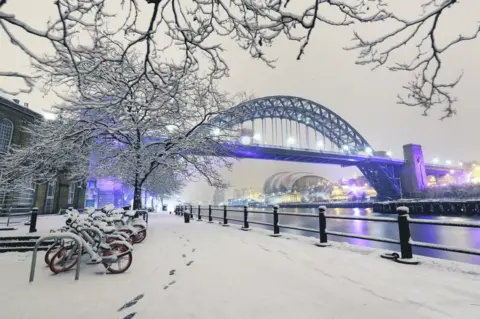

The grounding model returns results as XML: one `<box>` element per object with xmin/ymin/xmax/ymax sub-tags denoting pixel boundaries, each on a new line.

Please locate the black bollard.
<box><xmin>29</xmin><ymin>207</ymin><xmax>39</xmax><ymax>233</ymax></box>
<box><xmin>396</xmin><ymin>207</ymin><xmax>418</xmax><ymax>264</ymax></box>
<box><xmin>271</xmin><ymin>205</ymin><xmax>280</xmax><ymax>237</ymax></box>
<box><xmin>197</xmin><ymin>205</ymin><xmax>202</xmax><ymax>221</ymax></box>
<box><xmin>241</xmin><ymin>205</ymin><xmax>250</xmax><ymax>231</ymax></box>
<box><xmin>222</xmin><ymin>205</ymin><xmax>229</xmax><ymax>226</ymax></box>
<box><xmin>190</xmin><ymin>205</ymin><xmax>194</xmax><ymax>219</ymax></box>
<box><xmin>184</xmin><ymin>210</ymin><xmax>190</xmax><ymax>223</ymax></box>
<box><xmin>208</xmin><ymin>205</ymin><xmax>213</xmax><ymax>223</ymax></box>
<box><xmin>315</xmin><ymin>206</ymin><xmax>330</xmax><ymax>247</ymax></box>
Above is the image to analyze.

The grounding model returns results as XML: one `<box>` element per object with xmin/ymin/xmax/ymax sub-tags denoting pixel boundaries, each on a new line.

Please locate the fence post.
<box><xmin>271</xmin><ymin>205</ymin><xmax>281</xmax><ymax>237</ymax></box>
<box><xmin>29</xmin><ymin>208</ymin><xmax>39</xmax><ymax>233</ymax></box>
<box><xmin>396</xmin><ymin>206</ymin><xmax>418</xmax><ymax>264</ymax></box>
<box><xmin>6</xmin><ymin>207</ymin><xmax>11</xmax><ymax>227</ymax></box>
<box><xmin>315</xmin><ymin>206</ymin><xmax>330</xmax><ymax>247</ymax></box>
<box><xmin>208</xmin><ymin>205</ymin><xmax>213</xmax><ymax>223</ymax></box>
<box><xmin>241</xmin><ymin>205</ymin><xmax>250</xmax><ymax>231</ymax></box>
<box><xmin>197</xmin><ymin>205</ymin><xmax>202</xmax><ymax>221</ymax></box>
<box><xmin>184</xmin><ymin>209</ymin><xmax>190</xmax><ymax>223</ymax></box>
<box><xmin>190</xmin><ymin>205</ymin><xmax>193</xmax><ymax>219</ymax></box>
<box><xmin>222</xmin><ymin>205</ymin><xmax>229</xmax><ymax>226</ymax></box>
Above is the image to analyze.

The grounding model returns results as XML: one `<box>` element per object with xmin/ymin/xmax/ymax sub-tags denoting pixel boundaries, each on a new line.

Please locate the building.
<box><xmin>0</xmin><ymin>96</ymin><xmax>85</xmax><ymax>214</ymax></box>
<box><xmin>212</xmin><ymin>188</ymin><xmax>226</xmax><ymax>205</ymax></box>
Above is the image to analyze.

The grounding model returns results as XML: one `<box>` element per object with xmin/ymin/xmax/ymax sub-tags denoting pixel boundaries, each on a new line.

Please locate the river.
<box><xmin>210</xmin><ymin>207</ymin><xmax>480</xmax><ymax>265</ymax></box>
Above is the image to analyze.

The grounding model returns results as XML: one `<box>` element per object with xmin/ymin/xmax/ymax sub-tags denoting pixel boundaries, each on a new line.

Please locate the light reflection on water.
<box><xmin>211</xmin><ymin>207</ymin><xmax>480</xmax><ymax>265</ymax></box>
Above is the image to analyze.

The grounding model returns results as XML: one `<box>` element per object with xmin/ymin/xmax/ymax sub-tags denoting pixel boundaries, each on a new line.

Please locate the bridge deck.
<box><xmin>232</xmin><ymin>144</ymin><xmax>463</xmax><ymax>175</ymax></box>
<box><xmin>1</xmin><ymin>214</ymin><xmax>478</xmax><ymax>318</ymax></box>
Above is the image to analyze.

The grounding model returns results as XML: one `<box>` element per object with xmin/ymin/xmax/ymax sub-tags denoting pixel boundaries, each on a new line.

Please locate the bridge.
<box><xmin>205</xmin><ymin>95</ymin><xmax>465</xmax><ymax>200</ymax></box>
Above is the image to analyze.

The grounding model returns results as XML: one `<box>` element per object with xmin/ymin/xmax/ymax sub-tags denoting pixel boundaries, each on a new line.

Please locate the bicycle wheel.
<box><xmin>132</xmin><ymin>226</ymin><xmax>147</xmax><ymax>244</ymax></box>
<box><xmin>44</xmin><ymin>242</ymin><xmax>62</xmax><ymax>265</ymax></box>
<box><xmin>103</xmin><ymin>243</ymin><xmax>133</xmax><ymax>274</ymax></box>
<box><xmin>49</xmin><ymin>247</ymin><xmax>79</xmax><ymax>274</ymax></box>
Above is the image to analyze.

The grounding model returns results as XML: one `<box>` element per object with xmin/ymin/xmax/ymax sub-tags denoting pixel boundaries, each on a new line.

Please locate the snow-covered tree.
<box><xmin>0</xmin><ymin>114</ymin><xmax>91</xmax><ymax>194</ymax></box>
<box><xmin>144</xmin><ymin>168</ymin><xmax>184</xmax><ymax>208</ymax></box>
<box><xmin>1</xmin><ymin>1</ymin><xmax>476</xmax><ymax>118</ymax></box>
<box><xmin>1</xmin><ymin>47</ymin><xmax>244</xmax><ymax>209</ymax></box>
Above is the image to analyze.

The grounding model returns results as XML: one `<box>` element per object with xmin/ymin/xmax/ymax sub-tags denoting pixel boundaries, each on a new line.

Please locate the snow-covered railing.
<box><xmin>175</xmin><ymin>204</ymin><xmax>480</xmax><ymax>264</ymax></box>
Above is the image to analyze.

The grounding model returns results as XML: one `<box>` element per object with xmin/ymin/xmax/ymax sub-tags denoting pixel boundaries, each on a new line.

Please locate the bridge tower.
<box><xmin>400</xmin><ymin>144</ymin><xmax>428</xmax><ymax>197</ymax></box>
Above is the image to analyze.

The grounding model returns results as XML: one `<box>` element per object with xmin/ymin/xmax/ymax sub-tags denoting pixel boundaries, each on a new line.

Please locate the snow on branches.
<box><xmin>0</xmin><ymin>114</ymin><xmax>91</xmax><ymax>193</ymax></box>
<box><xmin>1</xmin><ymin>49</ymin><xmax>241</xmax><ymax>208</ymax></box>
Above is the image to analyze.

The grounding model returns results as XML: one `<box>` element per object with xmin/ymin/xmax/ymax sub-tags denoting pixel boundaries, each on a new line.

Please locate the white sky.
<box><xmin>1</xmin><ymin>0</ymin><xmax>479</xmax><ymax>203</ymax></box>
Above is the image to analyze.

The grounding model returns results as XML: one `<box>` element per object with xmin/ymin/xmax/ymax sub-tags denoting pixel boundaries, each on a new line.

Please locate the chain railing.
<box><xmin>174</xmin><ymin>204</ymin><xmax>480</xmax><ymax>265</ymax></box>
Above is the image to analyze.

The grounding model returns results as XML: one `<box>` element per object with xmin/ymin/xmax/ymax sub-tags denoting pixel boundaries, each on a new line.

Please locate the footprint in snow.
<box><xmin>169</xmin><ymin>269</ymin><xmax>176</xmax><ymax>275</ymax></box>
<box><xmin>182</xmin><ymin>254</ymin><xmax>186</xmax><ymax>258</ymax></box>
<box><xmin>186</xmin><ymin>260</ymin><xmax>194</xmax><ymax>266</ymax></box>
<box><xmin>122</xmin><ymin>313</ymin><xmax>136</xmax><ymax>319</ymax></box>
<box><xmin>118</xmin><ymin>300</ymin><xmax>138</xmax><ymax>312</ymax></box>
<box><xmin>192</xmin><ymin>248</ymin><xmax>196</xmax><ymax>252</ymax></box>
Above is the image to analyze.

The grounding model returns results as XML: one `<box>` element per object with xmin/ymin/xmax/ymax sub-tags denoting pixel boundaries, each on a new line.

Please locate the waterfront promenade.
<box><xmin>0</xmin><ymin>213</ymin><xmax>479</xmax><ymax>318</ymax></box>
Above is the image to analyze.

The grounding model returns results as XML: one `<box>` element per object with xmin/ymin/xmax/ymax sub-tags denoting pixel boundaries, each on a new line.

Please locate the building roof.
<box><xmin>0</xmin><ymin>95</ymin><xmax>43</xmax><ymax>120</ymax></box>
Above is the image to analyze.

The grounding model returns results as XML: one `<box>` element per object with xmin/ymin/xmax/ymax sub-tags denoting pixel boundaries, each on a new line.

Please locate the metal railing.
<box><xmin>174</xmin><ymin>204</ymin><xmax>480</xmax><ymax>264</ymax></box>
<box><xmin>0</xmin><ymin>208</ymin><xmax>39</xmax><ymax>232</ymax></box>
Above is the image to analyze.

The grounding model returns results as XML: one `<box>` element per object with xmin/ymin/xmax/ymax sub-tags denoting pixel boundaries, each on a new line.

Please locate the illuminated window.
<box><xmin>0</xmin><ymin>119</ymin><xmax>13</xmax><ymax>154</ymax></box>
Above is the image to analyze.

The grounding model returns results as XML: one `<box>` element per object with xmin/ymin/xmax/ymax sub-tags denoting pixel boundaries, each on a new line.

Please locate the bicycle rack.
<box><xmin>29</xmin><ymin>233</ymin><xmax>83</xmax><ymax>283</ymax></box>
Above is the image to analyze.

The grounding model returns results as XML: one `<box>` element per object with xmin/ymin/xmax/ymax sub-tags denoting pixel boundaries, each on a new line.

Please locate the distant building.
<box><xmin>213</xmin><ymin>188</ymin><xmax>226</xmax><ymax>205</ymax></box>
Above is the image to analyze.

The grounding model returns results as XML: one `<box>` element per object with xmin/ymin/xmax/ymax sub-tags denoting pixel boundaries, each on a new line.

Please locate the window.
<box><xmin>67</xmin><ymin>183</ymin><xmax>76</xmax><ymax>205</ymax></box>
<box><xmin>44</xmin><ymin>180</ymin><xmax>57</xmax><ymax>214</ymax></box>
<box><xmin>0</xmin><ymin>119</ymin><xmax>13</xmax><ymax>154</ymax></box>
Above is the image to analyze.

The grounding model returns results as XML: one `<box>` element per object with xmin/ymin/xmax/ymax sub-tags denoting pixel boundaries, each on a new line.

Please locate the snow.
<box><xmin>397</xmin><ymin>206</ymin><xmax>409</xmax><ymax>213</ymax></box>
<box><xmin>0</xmin><ymin>213</ymin><xmax>480</xmax><ymax>319</ymax></box>
<box><xmin>0</xmin><ymin>214</ymin><xmax>66</xmax><ymax>237</ymax></box>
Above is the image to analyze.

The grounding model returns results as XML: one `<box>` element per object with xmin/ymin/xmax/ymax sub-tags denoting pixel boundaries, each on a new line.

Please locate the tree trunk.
<box><xmin>133</xmin><ymin>178</ymin><xmax>142</xmax><ymax>210</ymax></box>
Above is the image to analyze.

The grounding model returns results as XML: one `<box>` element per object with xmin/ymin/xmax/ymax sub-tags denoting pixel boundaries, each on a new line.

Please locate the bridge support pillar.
<box><xmin>399</xmin><ymin>144</ymin><xmax>427</xmax><ymax>197</ymax></box>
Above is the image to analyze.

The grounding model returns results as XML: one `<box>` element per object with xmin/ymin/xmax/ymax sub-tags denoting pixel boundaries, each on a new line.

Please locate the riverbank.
<box><xmin>1</xmin><ymin>213</ymin><xmax>479</xmax><ymax>318</ymax></box>
<box><xmin>279</xmin><ymin>199</ymin><xmax>480</xmax><ymax>216</ymax></box>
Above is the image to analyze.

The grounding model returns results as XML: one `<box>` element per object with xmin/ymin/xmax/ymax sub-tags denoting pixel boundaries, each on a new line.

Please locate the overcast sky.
<box><xmin>1</xmin><ymin>1</ymin><xmax>479</xmax><ymax>203</ymax></box>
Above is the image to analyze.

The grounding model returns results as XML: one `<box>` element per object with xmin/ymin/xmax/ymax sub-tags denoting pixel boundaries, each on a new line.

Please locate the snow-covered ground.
<box><xmin>0</xmin><ymin>214</ymin><xmax>65</xmax><ymax>236</ymax></box>
<box><xmin>0</xmin><ymin>213</ymin><xmax>479</xmax><ymax>319</ymax></box>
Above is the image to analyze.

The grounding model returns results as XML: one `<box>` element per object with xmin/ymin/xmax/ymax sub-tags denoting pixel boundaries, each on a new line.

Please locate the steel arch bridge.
<box><xmin>211</xmin><ymin>95</ymin><xmax>371</xmax><ymax>152</ymax></box>
<box><xmin>210</xmin><ymin>95</ymin><xmax>402</xmax><ymax>200</ymax></box>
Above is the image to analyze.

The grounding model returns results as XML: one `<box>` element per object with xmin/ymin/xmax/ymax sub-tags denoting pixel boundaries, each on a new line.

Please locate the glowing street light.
<box><xmin>253</xmin><ymin>133</ymin><xmax>261</xmax><ymax>142</ymax></box>
<box><xmin>446</xmin><ymin>160</ymin><xmax>452</xmax><ymax>165</ymax></box>
<box><xmin>212</xmin><ymin>128</ymin><xmax>221</xmax><ymax>136</ymax></box>
<box><xmin>459</xmin><ymin>162</ymin><xmax>463</xmax><ymax>167</ymax></box>
<box><xmin>342</xmin><ymin>145</ymin><xmax>350</xmax><ymax>152</ymax></box>
<box><xmin>43</xmin><ymin>112</ymin><xmax>57</xmax><ymax>121</ymax></box>
<box><xmin>240</xmin><ymin>136</ymin><xmax>251</xmax><ymax>145</ymax></box>
<box><xmin>287</xmin><ymin>137</ymin><xmax>296</xmax><ymax>145</ymax></box>
<box><xmin>386</xmin><ymin>150</ymin><xmax>392</xmax><ymax>157</ymax></box>
<box><xmin>450</xmin><ymin>169</ymin><xmax>455</xmax><ymax>174</ymax></box>
<box><xmin>432</xmin><ymin>157</ymin><xmax>439</xmax><ymax>164</ymax></box>
<box><xmin>316</xmin><ymin>140</ymin><xmax>324</xmax><ymax>149</ymax></box>
<box><xmin>365</xmin><ymin>147</ymin><xmax>373</xmax><ymax>155</ymax></box>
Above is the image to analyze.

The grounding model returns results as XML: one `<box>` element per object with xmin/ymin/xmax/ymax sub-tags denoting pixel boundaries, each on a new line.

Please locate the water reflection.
<box><xmin>222</xmin><ymin>207</ymin><xmax>480</xmax><ymax>265</ymax></box>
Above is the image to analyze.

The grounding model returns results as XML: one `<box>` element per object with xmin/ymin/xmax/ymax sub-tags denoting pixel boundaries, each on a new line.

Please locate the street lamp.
<box><xmin>446</xmin><ymin>160</ymin><xmax>452</xmax><ymax>165</ymax></box>
<box><xmin>253</xmin><ymin>133</ymin><xmax>261</xmax><ymax>142</ymax></box>
<box><xmin>212</xmin><ymin>128</ymin><xmax>221</xmax><ymax>136</ymax></box>
<box><xmin>432</xmin><ymin>157</ymin><xmax>439</xmax><ymax>164</ymax></box>
<box><xmin>287</xmin><ymin>137</ymin><xmax>296</xmax><ymax>145</ymax></box>
<box><xmin>386</xmin><ymin>150</ymin><xmax>392</xmax><ymax>157</ymax></box>
<box><xmin>365</xmin><ymin>147</ymin><xmax>373</xmax><ymax>155</ymax></box>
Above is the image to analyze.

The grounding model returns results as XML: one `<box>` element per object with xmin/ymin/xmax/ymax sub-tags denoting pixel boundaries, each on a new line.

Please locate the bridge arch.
<box><xmin>210</xmin><ymin>95</ymin><xmax>372</xmax><ymax>153</ymax></box>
